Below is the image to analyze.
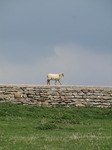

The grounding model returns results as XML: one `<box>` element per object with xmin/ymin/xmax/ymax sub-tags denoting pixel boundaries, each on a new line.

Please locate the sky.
<box><xmin>0</xmin><ymin>0</ymin><xmax>112</xmax><ymax>85</ymax></box>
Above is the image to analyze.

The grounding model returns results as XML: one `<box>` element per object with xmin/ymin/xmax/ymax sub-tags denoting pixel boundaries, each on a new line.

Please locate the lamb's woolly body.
<box><xmin>47</xmin><ymin>74</ymin><xmax>60</xmax><ymax>80</ymax></box>
<box><xmin>47</xmin><ymin>73</ymin><xmax>64</xmax><ymax>85</ymax></box>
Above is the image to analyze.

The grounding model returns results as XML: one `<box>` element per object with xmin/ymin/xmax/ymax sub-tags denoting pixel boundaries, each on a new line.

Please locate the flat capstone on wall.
<box><xmin>0</xmin><ymin>84</ymin><xmax>112</xmax><ymax>107</ymax></box>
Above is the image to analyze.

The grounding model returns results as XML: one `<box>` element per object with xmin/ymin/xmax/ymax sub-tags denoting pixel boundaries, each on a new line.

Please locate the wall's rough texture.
<box><xmin>0</xmin><ymin>85</ymin><xmax>112</xmax><ymax>107</ymax></box>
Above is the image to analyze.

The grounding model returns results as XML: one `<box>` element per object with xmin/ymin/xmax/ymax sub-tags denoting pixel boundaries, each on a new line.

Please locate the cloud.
<box><xmin>0</xmin><ymin>44</ymin><xmax>112</xmax><ymax>85</ymax></box>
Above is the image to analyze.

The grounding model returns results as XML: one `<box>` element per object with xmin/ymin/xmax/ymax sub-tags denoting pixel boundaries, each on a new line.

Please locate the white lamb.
<box><xmin>47</xmin><ymin>72</ymin><xmax>64</xmax><ymax>85</ymax></box>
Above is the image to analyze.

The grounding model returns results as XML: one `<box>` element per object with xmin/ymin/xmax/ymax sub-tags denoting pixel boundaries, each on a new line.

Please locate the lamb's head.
<box><xmin>59</xmin><ymin>72</ymin><xmax>64</xmax><ymax>78</ymax></box>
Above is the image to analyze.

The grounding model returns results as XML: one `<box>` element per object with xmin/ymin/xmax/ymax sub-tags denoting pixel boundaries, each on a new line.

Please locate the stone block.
<box><xmin>60</xmin><ymin>102</ymin><xmax>66</xmax><ymax>106</ymax></box>
<box><xmin>75</xmin><ymin>103</ymin><xmax>85</xmax><ymax>107</ymax></box>
<box><xmin>74</xmin><ymin>95</ymin><xmax>82</xmax><ymax>99</ymax></box>
<box><xmin>27</xmin><ymin>94</ymin><xmax>34</xmax><ymax>98</ymax></box>
<box><xmin>42</xmin><ymin>102</ymin><xmax>49</xmax><ymax>106</ymax></box>
<box><xmin>14</xmin><ymin>93</ymin><xmax>22</xmax><ymax>98</ymax></box>
<box><xmin>93</xmin><ymin>103</ymin><xmax>100</xmax><ymax>105</ymax></box>
<box><xmin>0</xmin><ymin>95</ymin><xmax>4</xmax><ymax>100</ymax></box>
<box><xmin>103</xmin><ymin>96</ymin><xmax>111</xmax><ymax>100</ymax></box>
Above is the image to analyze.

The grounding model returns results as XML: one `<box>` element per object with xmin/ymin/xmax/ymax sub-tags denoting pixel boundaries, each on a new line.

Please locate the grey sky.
<box><xmin>0</xmin><ymin>0</ymin><xmax>112</xmax><ymax>85</ymax></box>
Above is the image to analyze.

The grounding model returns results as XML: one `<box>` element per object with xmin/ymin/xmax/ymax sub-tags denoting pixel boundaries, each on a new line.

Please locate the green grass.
<box><xmin>0</xmin><ymin>102</ymin><xmax>112</xmax><ymax>150</ymax></box>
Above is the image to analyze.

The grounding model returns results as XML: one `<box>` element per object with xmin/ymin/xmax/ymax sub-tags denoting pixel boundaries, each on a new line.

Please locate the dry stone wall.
<box><xmin>0</xmin><ymin>85</ymin><xmax>112</xmax><ymax>107</ymax></box>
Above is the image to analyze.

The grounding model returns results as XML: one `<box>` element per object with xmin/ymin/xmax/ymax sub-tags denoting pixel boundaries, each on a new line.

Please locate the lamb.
<box><xmin>47</xmin><ymin>72</ymin><xmax>64</xmax><ymax>85</ymax></box>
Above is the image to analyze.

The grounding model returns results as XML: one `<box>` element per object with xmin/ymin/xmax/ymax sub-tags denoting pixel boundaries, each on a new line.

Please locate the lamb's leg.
<box><xmin>47</xmin><ymin>79</ymin><xmax>50</xmax><ymax>85</ymax></box>
<box><xmin>47</xmin><ymin>79</ymin><xmax>48</xmax><ymax>85</ymax></box>
<box><xmin>49</xmin><ymin>80</ymin><xmax>50</xmax><ymax>85</ymax></box>
<box><xmin>58</xmin><ymin>80</ymin><xmax>62</xmax><ymax>85</ymax></box>
<box><xmin>55</xmin><ymin>80</ymin><xmax>57</xmax><ymax>85</ymax></box>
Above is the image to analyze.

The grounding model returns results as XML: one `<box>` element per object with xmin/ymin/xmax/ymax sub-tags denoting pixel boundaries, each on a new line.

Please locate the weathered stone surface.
<box><xmin>42</xmin><ymin>102</ymin><xmax>49</xmax><ymax>106</ymax></box>
<box><xmin>14</xmin><ymin>93</ymin><xmax>22</xmax><ymax>98</ymax></box>
<box><xmin>0</xmin><ymin>85</ymin><xmax>112</xmax><ymax>107</ymax></box>
<box><xmin>27</xmin><ymin>94</ymin><xmax>34</xmax><ymax>98</ymax></box>
<box><xmin>103</xmin><ymin>96</ymin><xmax>111</xmax><ymax>100</ymax></box>
<box><xmin>74</xmin><ymin>95</ymin><xmax>82</xmax><ymax>99</ymax></box>
<box><xmin>75</xmin><ymin>103</ymin><xmax>85</xmax><ymax>107</ymax></box>
<box><xmin>60</xmin><ymin>102</ymin><xmax>66</xmax><ymax>106</ymax></box>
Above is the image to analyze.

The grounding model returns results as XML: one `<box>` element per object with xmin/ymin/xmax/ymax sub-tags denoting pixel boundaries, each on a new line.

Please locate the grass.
<box><xmin>0</xmin><ymin>102</ymin><xmax>112</xmax><ymax>150</ymax></box>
